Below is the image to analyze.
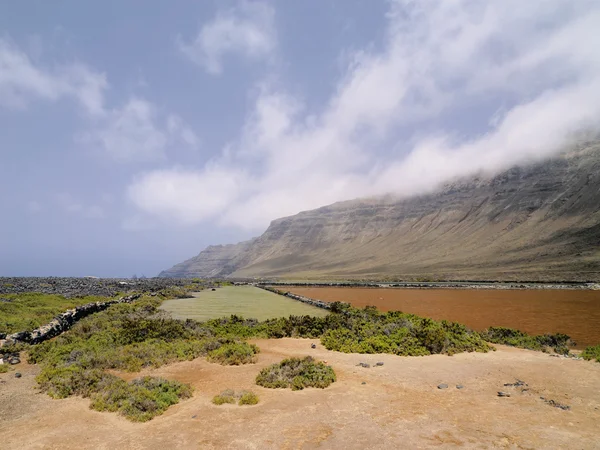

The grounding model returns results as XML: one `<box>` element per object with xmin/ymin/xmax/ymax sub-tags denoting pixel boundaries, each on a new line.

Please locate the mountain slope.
<box><xmin>160</xmin><ymin>142</ymin><xmax>600</xmax><ymax>281</ymax></box>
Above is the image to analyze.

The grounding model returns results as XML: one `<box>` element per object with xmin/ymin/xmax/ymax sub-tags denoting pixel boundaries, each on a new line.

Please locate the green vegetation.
<box><xmin>207</xmin><ymin>342</ymin><xmax>259</xmax><ymax>365</ymax></box>
<box><xmin>238</xmin><ymin>390</ymin><xmax>259</xmax><ymax>405</ymax></box>
<box><xmin>212</xmin><ymin>389</ymin><xmax>259</xmax><ymax>406</ymax></box>
<box><xmin>0</xmin><ymin>364</ymin><xmax>10</xmax><ymax>373</ymax></box>
<box><xmin>28</xmin><ymin>296</ymin><xmax>257</xmax><ymax>421</ymax></box>
<box><xmin>12</xmin><ymin>285</ymin><xmax>587</xmax><ymax>422</ymax></box>
<box><xmin>0</xmin><ymin>293</ymin><xmax>114</xmax><ymax>334</ymax></box>
<box><xmin>581</xmin><ymin>344</ymin><xmax>600</xmax><ymax>362</ymax></box>
<box><xmin>212</xmin><ymin>389</ymin><xmax>236</xmax><ymax>405</ymax></box>
<box><xmin>480</xmin><ymin>327</ymin><xmax>572</xmax><ymax>355</ymax></box>
<box><xmin>159</xmin><ymin>286</ymin><xmax>328</xmax><ymax>322</ymax></box>
<box><xmin>91</xmin><ymin>376</ymin><xmax>192</xmax><ymax>422</ymax></box>
<box><xmin>256</xmin><ymin>356</ymin><xmax>336</xmax><ymax>390</ymax></box>
<box><xmin>204</xmin><ymin>304</ymin><xmax>491</xmax><ymax>357</ymax></box>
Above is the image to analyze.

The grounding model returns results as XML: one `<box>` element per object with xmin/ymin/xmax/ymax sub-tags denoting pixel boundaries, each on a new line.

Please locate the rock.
<box><xmin>311</xmin><ymin>343</ymin><xmax>316</xmax><ymax>349</ymax></box>
<box><xmin>357</xmin><ymin>362</ymin><xmax>370</xmax><ymax>368</ymax></box>
<box><xmin>504</xmin><ymin>379</ymin><xmax>527</xmax><ymax>387</ymax></box>
<box><xmin>543</xmin><ymin>398</ymin><xmax>571</xmax><ymax>411</ymax></box>
<box><xmin>192</xmin><ymin>415</ymin><xmax>197</xmax><ymax>418</ymax></box>
<box><xmin>361</xmin><ymin>382</ymin><xmax>366</xmax><ymax>385</ymax></box>
<box><xmin>456</xmin><ymin>385</ymin><xmax>464</xmax><ymax>389</ymax></box>
<box><xmin>437</xmin><ymin>384</ymin><xmax>448</xmax><ymax>389</ymax></box>
<box><xmin>15</xmin><ymin>373</ymin><xmax>21</xmax><ymax>378</ymax></box>
<box><xmin>375</xmin><ymin>362</ymin><xmax>384</xmax><ymax>366</ymax></box>
<box><xmin>497</xmin><ymin>391</ymin><xmax>511</xmax><ymax>397</ymax></box>
<box><xmin>8</xmin><ymin>357</ymin><xmax>20</xmax><ymax>365</ymax></box>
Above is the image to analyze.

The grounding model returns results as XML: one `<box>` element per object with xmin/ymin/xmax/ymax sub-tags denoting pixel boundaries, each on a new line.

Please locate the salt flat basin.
<box><xmin>286</xmin><ymin>287</ymin><xmax>600</xmax><ymax>347</ymax></box>
<box><xmin>159</xmin><ymin>285</ymin><xmax>328</xmax><ymax>321</ymax></box>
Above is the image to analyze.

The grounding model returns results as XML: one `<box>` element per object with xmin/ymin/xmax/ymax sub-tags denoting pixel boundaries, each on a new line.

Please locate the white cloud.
<box><xmin>79</xmin><ymin>100</ymin><xmax>199</xmax><ymax>163</ymax></box>
<box><xmin>130</xmin><ymin>0</ymin><xmax>600</xmax><ymax>230</ymax></box>
<box><xmin>79</xmin><ymin>98</ymin><xmax>168</xmax><ymax>163</ymax></box>
<box><xmin>1</xmin><ymin>39</ymin><xmax>200</xmax><ymax>164</ymax></box>
<box><xmin>127</xmin><ymin>166</ymin><xmax>245</xmax><ymax>225</ymax></box>
<box><xmin>178</xmin><ymin>1</ymin><xmax>276</xmax><ymax>74</ymax></box>
<box><xmin>0</xmin><ymin>39</ymin><xmax>107</xmax><ymax>115</ymax></box>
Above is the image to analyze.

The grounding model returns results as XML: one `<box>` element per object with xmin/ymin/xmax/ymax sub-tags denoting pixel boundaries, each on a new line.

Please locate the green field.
<box><xmin>0</xmin><ymin>293</ymin><xmax>112</xmax><ymax>334</ymax></box>
<box><xmin>159</xmin><ymin>286</ymin><xmax>329</xmax><ymax>321</ymax></box>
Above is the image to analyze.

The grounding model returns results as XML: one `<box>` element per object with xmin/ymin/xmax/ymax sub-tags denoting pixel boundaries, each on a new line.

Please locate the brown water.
<box><xmin>286</xmin><ymin>287</ymin><xmax>600</xmax><ymax>348</ymax></box>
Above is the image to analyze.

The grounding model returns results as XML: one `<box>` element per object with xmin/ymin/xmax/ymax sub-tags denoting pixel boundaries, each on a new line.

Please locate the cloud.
<box><xmin>130</xmin><ymin>0</ymin><xmax>600</xmax><ymax>230</ymax></box>
<box><xmin>54</xmin><ymin>193</ymin><xmax>106</xmax><ymax>219</ymax></box>
<box><xmin>178</xmin><ymin>1</ymin><xmax>276</xmax><ymax>74</ymax></box>
<box><xmin>127</xmin><ymin>166</ymin><xmax>245</xmax><ymax>224</ymax></box>
<box><xmin>79</xmin><ymin>98</ymin><xmax>173</xmax><ymax>163</ymax></box>
<box><xmin>1</xmin><ymin>39</ymin><xmax>199</xmax><ymax>164</ymax></box>
<box><xmin>0</xmin><ymin>38</ymin><xmax>107</xmax><ymax>115</ymax></box>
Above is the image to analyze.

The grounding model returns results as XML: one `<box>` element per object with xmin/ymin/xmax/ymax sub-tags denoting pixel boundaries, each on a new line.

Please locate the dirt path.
<box><xmin>1</xmin><ymin>340</ymin><xmax>599</xmax><ymax>449</ymax></box>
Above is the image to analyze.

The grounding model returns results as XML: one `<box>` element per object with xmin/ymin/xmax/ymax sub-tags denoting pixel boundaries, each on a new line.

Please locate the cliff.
<box><xmin>160</xmin><ymin>142</ymin><xmax>600</xmax><ymax>281</ymax></box>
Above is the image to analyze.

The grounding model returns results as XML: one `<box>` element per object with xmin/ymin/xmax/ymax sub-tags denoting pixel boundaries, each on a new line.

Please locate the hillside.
<box><xmin>160</xmin><ymin>142</ymin><xmax>600</xmax><ymax>281</ymax></box>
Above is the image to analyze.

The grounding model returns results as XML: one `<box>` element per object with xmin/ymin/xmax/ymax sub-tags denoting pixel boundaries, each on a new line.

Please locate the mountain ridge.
<box><xmin>160</xmin><ymin>142</ymin><xmax>600</xmax><ymax>281</ymax></box>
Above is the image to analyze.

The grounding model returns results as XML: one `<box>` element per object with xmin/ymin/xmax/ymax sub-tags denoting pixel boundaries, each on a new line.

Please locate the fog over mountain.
<box><xmin>161</xmin><ymin>141</ymin><xmax>600</xmax><ymax>281</ymax></box>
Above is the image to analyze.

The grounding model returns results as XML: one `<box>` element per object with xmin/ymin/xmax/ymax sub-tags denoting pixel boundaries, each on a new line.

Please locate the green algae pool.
<box><xmin>159</xmin><ymin>286</ymin><xmax>329</xmax><ymax>321</ymax></box>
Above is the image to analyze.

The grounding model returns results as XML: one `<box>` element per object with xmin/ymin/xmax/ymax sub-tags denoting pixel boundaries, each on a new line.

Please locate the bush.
<box><xmin>0</xmin><ymin>364</ymin><xmax>10</xmax><ymax>373</ymax></box>
<box><xmin>238</xmin><ymin>390</ymin><xmax>259</xmax><ymax>405</ymax></box>
<box><xmin>480</xmin><ymin>327</ymin><xmax>572</xmax><ymax>354</ymax></box>
<box><xmin>212</xmin><ymin>389</ymin><xmax>236</xmax><ymax>405</ymax></box>
<box><xmin>207</xmin><ymin>342</ymin><xmax>259</xmax><ymax>365</ymax></box>
<box><xmin>28</xmin><ymin>297</ymin><xmax>254</xmax><ymax>421</ymax></box>
<box><xmin>212</xmin><ymin>389</ymin><xmax>258</xmax><ymax>406</ymax></box>
<box><xmin>581</xmin><ymin>344</ymin><xmax>600</xmax><ymax>362</ymax></box>
<box><xmin>90</xmin><ymin>376</ymin><xmax>192</xmax><ymax>422</ymax></box>
<box><xmin>256</xmin><ymin>356</ymin><xmax>336</xmax><ymax>390</ymax></box>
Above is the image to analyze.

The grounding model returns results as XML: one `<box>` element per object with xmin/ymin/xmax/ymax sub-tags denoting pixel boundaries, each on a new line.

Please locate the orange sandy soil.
<box><xmin>1</xmin><ymin>339</ymin><xmax>599</xmax><ymax>449</ymax></box>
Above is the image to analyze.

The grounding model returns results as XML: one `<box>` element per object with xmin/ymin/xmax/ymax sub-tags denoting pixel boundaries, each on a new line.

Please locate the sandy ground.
<box><xmin>1</xmin><ymin>340</ymin><xmax>599</xmax><ymax>450</ymax></box>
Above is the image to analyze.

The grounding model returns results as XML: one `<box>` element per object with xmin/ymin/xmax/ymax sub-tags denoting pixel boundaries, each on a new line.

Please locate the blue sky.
<box><xmin>1</xmin><ymin>1</ymin><xmax>599</xmax><ymax>277</ymax></box>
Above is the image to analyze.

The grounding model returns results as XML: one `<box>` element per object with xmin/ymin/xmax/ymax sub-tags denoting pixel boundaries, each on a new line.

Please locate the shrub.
<box><xmin>582</xmin><ymin>344</ymin><xmax>600</xmax><ymax>362</ymax></box>
<box><xmin>212</xmin><ymin>389</ymin><xmax>236</xmax><ymax>405</ymax></box>
<box><xmin>480</xmin><ymin>327</ymin><xmax>572</xmax><ymax>354</ymax></box>
<box><xmin>28</xmin><ymin>297</ymin><xmax>253</xmax><ymax>422</ymax></box>
<box><xmin>90</xmin><ymin>376</ymin><xmax>193</xmax><ymax>422</ymax></box>
<box><xmin>207</xmin><ymin>342</ymin><xmax>259</xmax><ymax>365</ymax></box>
<box><xmin>0</xmin><ymin>364</ymin><xmax>10</xmax><ymax>373</ymax></box>
<box><xmin>238</xmin><ymin>390</ymin><xmax>259</xmax><ymax>405</ymax></box>
<box><xmin>211</xmin><ymin>389</ymin><xmax>258</xmax><ymax>406</ymax></box>
<box><xmin>256</xmin><ymin>356</ymin><xmax>336</xmax><ymax>390</ymax></box>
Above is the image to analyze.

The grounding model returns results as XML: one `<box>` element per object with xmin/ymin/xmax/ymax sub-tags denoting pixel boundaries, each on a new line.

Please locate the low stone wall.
<box><xmin>0</xmin><ymin>294</ymin><xmax>141</xmax><ymax>347</ymax></box>
<box><xmin>258</xmin><ymin>285</ymin><xmax>345</xmax><ymax>310</ymax></box>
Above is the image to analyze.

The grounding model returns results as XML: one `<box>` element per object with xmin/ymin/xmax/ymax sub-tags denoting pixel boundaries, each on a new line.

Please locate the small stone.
<box><xmin>192</xmin><ymin>415</ymin><xmax>197</xmax><ymax>418</ymax></box>
<box><xmin>498</xmin><ymin>391</ymin><xmax>511</xmax><ymax>397</ymax></box>
<box><xmin>15</xmin><ymin>373</ymin><xmax>21</xmax><ymax>378</ymax></box>
<box><xmin>311</xmin><ymin>343</ymin><xmax>316</xmax><ymax>349</ymax></box>
<box><xmin>437</xmin><ymin>384</ymin><xmax>448</xmax><ymax>389</ymax></box>
<box><xmin>361</xmin><ymin>382</ymin><xmax>366</xmax><ymax>385</ymax></box>
<box><xmin>456</xmin><ymin>385</ymin><xmax>464</xmax><ymax>389</ymax></box>
<box><xmin>357</xmin><ymin>362</ymin><xmax>370</xmax><ymax>368</ymax></box>
<box><xmin>375</xmin><ymin>362</ymin><xmax>384</xmax><ymax>366</ymax></box>
<box><xmin>8</xmin><ymin>357</ymin><xmax>20</xmax><ymax>365</ymax></box>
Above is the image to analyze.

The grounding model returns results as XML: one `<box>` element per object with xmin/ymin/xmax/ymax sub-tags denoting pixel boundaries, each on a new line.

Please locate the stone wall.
<box><xmin>258</xmin><ymin>285</ymin><xmax>345</xmax><ymax>310</ymax></box>
<box><xmin>0</xmin><ymin>294</ymin><xmax>141</xmax><ymax>347</ymax></box>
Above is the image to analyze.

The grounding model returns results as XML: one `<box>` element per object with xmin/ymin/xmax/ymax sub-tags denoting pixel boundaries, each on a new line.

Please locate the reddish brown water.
<box><xmin>286</xmin><ymin>287</ymin><xmax>600</xmax><ymax>348</ymax></box>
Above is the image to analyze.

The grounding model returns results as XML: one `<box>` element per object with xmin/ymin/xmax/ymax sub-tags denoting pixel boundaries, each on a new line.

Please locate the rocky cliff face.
<box><xmin>160</xmin><ymin>142</ymin><xmax>600</xmax><ymax>281</ymax></box>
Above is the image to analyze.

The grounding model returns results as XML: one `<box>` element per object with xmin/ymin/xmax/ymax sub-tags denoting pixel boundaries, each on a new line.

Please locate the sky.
<box><xmin>1</xmin><ymin>0</ymin><xmax>600</xmax><ymax>277</ymax></box>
